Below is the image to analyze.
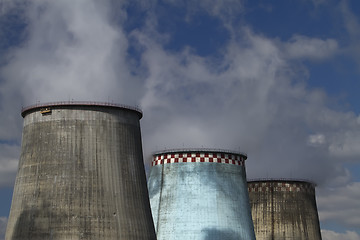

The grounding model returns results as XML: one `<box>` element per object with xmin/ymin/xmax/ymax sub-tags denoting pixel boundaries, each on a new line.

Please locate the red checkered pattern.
<box><xmin>152</xmin><ymin>152</ymin><xmax>245</xmax><ymax>167</ymax></box>
<box><xmin>248</xmin><ymin>182</ymin><xmax>314</xmax><ymax>194</ymax></box>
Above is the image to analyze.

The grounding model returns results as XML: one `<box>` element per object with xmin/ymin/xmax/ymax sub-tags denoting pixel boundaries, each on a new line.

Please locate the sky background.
<box><xmin>0</xmin><ymin>0</ymin><xmax>360</xmax><ymax>239</ymax></box>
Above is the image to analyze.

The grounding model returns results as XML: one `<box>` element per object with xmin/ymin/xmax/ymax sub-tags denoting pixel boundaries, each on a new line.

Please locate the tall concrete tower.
<box><xmin>248</xmin><ymin>179</ymin><xmax>322</xmax><ymax>240</ymax></box>
<box><xmin>148</xmin><ymin>149</ymin><xmax>256</xmax><ymax>240</ymax></box>
<box><xmin>6</xmin><ymin>102</ymin><xmax>156</xmax><ymax>240</ymax></box>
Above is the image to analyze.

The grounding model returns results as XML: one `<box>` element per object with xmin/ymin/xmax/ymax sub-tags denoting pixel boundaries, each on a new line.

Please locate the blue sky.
<box><xmin>0</xmin><ymin>0</ymin><xmax>360</xmax><ymax>239</ymax></box>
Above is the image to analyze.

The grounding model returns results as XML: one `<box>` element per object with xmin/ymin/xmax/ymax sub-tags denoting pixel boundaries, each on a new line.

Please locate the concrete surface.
<box><xmin>148</xmin><ymin>150</ymin><xmax>255</xmax><ymax>240</ymax></box>
<box><xmin>6</xmin><ymin>103</ymin><xmax>156</xmax><ymax>240</ymax></box>
<box><xmin>248</xmin><ymin>180</ymin><xmax>322</xmax><ymax>240</ymax></box>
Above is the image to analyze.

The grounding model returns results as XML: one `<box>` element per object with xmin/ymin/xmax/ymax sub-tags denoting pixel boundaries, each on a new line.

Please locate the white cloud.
<box><xmin>308</xmin><ymin>133</ymin><xmax>326</xmax><ymax>146</ymax></box>
<box><xmin>322</xmin><ymin>229</ymin><xmax>360</xmax><ymax>240</ymax></box>
<box><xmin>284</xmin><ymin>35</ymin><xmax>338</xmax><ymax>60</ymax></box>
<box><xmin>161</xmin><ymin>0</ymin><xmax>244</xmax><ymax>23</ymax></box>
<box><xmin>318</xmin><ymin>182</ymin><xmax>360</xmax><ymax>228</ymax></box>
<box><xmin>134</xmin><ymin>23</ymin><xmax>359</xmax><ymax>185</ymax></box>
<box><xmin>340</xmin><ymin>1</ymin><xmax>360</xmax><ymax>40</ymax></box>
<box><xmin>0</xmin><ymin>217</ymin><xmax>7</xmax><ymax>240</ymax></box>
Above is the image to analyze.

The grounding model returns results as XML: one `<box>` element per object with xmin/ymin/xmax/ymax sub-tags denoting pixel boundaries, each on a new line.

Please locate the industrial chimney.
<box><xmin>6</xmin><ymin>102</ymin><xmax>156</xmax><ymax>240</ymax></box>
<box><xmin>148</xmin><ymin>149</ymin><xmax>256</xmax><ymax>240</ymax></box>
<box><xmin>248</xmin><ymin>179</ymin><xmax>322</xmax><ymax>240</ymax></box>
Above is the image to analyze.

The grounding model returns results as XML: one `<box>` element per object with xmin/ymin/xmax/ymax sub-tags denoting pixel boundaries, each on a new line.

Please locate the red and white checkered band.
<box><xmin>248</xmin><ymin>182</ymin><xmax>314</xmax><ymax>194</ymax></box>
<box><xmin>151</xmin><ymin>153</ymin><xmax>245</xmax><ymax>167</ymax></box>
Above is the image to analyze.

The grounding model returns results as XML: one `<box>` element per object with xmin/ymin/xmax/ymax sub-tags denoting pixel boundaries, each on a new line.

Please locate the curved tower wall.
<box><xmin>248</xmin><ymin>180</ymin><xmax>322</xmax><ymax>240</ymax></box>
<box><xmin>6</xmin><ymin>102</ymin><xmax>156</xmax><ymax>240</ymax></box>
<box><xmin>148</xmin><ymin>149</ymin><xmax>256</xmax><ymax>240</ymax></box>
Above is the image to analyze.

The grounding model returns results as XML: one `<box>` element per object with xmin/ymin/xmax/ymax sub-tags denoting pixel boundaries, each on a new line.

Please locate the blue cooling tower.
<box><xmin>148</xmin><ymin>149</ymin><xmax>256</xmax><ymax>240</ymax></box>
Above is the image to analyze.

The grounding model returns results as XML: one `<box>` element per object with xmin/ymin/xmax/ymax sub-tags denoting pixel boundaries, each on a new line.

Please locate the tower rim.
<box><xmin>152</xmin><ymin>148</ymin><xmax>247</xmax><ymax>160</ymax></box>
<box><xmin>21</xmin><ymin>101</ymin><xmax>143</xmax><ymax>119</ymax></box>
<box><xmin>247</xmin><ymin>178</ymin><xmax>317</xmax><ymax>187</ymax></box>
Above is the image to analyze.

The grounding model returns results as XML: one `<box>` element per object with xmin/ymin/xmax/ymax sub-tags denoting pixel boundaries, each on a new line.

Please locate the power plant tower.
<box><xmin>148</xmin><ymin>149</ymin><xmax>256</xmax><ymax>240</ymax></box>
<box><xmin>248</xmin><ymin>179</ymin><xmax>322</xmax><ymax>240</ymax></box>
<box><xmin>6</xmin><ymin>102</ymin><xmax>156</xmax><ymax>240</ymax></box>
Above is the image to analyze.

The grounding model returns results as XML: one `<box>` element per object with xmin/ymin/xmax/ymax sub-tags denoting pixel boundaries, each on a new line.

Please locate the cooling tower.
<box><xmin>148</xmin><ymin>149</ymin><xmax>256</xmax><ymax>240</ymax></box>
<box><xmin>248</xmin><ymin>179</ymin><xmax>322</xmax><ymax>240</ymax></box>
<box><xmin>6</xmin><ymin>102</ymin><xmax>156</xmax><ymax>240</ymax></box>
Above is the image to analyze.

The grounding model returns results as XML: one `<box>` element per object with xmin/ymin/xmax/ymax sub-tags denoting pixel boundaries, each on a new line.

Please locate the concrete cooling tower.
<box><xmin>6</xmin><ymin>102</ymin><xmax>156</xmax><ymax>240</ymax></box>
<box><xmin>248</xmin><ymin>179</ymin><xmax>322</xmax><ymax>240</ymax></box>
<box><xmin>147</xmin><ymin>149</ymin><xmax>256</xmax><ymax>240</ymax></box>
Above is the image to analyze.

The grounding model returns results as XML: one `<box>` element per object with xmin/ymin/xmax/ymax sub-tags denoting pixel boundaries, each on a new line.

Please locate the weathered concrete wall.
<box><xmin>6</xmin><ymin>103</ymin><xmax>156</xmax><ymax>240</ymax></box>
<box><xmin>248</xmin><ymin>180</ymin><xmax>322</xmax><ymax>240</ymax></box>
<box><xmin>148</xmin><ymin>150</ymin><xmax>255</xmax><ymax>240</ymax></box>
